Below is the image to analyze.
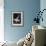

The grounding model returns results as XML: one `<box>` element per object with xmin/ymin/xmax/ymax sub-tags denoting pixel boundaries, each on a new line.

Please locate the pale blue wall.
<box><xmin>40</xmin><ymin>0</ymin><xmax>46</xmax><ymax>27</ymax></box>
<box><xmin>4</xmin><ymin>0</ymin><xmax>40</xmax><ymax>42</ymax></box>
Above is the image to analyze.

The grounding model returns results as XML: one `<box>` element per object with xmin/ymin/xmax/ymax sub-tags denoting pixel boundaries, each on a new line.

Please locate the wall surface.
<box><xmin>40</xmin><ymin>0</ymin><xmax>46</xmax><ymax>27</ymax></box>
<box><xmin>4</xmin><ymin>0</ymin><xmax>40</xmax><ymax>42</ymax></box>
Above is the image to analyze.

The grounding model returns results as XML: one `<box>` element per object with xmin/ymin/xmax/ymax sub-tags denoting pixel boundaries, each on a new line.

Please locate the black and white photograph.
<box><xmin>12</xmin><ymin>11</ymin><xmax>23</xmax><ymax>26</ymax></box>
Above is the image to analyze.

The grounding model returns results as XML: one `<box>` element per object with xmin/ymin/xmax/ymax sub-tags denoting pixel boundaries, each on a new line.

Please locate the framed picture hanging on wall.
<box><xmin>12</xmin><ymin>11</ymin><xmax>24</xmax><ymax>26</ymax></box>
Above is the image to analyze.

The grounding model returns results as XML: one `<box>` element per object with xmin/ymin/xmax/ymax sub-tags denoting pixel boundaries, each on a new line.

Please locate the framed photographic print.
<box><xmin>12</xmin><ymin>11</ymin><xmax>24</xmax><ymax>26</ymax></box>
